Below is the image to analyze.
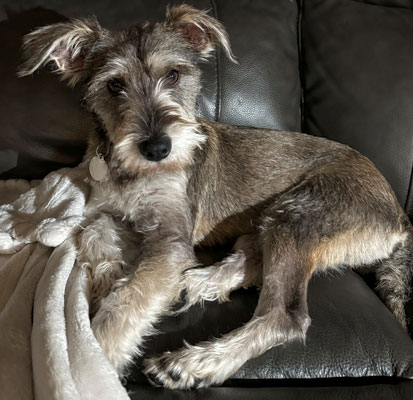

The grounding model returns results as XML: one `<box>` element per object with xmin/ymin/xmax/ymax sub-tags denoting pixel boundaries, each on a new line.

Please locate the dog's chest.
<box><xmin>91</xmin><ymin>172</ymin><xmax>188</xmax><ymax>221</ymax></box>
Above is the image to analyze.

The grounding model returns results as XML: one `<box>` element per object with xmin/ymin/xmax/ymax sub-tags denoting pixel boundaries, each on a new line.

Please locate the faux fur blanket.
<box><xmin>0</xmin><ymin>165</ymin><xmax>130</xmax><ymax>399</ymax></box>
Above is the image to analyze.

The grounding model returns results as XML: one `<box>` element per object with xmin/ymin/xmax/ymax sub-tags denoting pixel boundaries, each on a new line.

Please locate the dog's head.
<box><xmin>19</xmin><ymin>5</ymin><xmax>236</xmax><ymax>177</ymax></box>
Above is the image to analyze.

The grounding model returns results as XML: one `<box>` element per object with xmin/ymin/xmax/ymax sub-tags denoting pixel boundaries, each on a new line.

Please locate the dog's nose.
<box><xmin>139</xmin><ymin>135</ymin><xmax>172</xmax><ymax>162</ymax></box>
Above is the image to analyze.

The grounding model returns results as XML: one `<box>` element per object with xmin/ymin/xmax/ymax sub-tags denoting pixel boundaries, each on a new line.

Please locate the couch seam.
<box><xmin>297</xmin><ymin>0</ymin><xmax>304</xmax><ymax>133</ymax></box>
<box><xmin>404</xmin><ymin>162</ymin><xmax>413</xmax><ymax>218</ymax></box>
<box><xmin>210</xmin><ymin>0</ymin><xmax>221</xmax><ymax>122</ymax></box>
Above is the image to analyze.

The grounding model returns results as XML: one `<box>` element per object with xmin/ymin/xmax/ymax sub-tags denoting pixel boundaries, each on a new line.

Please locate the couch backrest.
<box><xmin>0</xmin><ymin>0</ymin><xmax>411</xmax><ymax>218</ymax></box>
<box><xmin>300</xmin><ymin>0</ymin><xmax>413</xmax><ymax>218</ymax></box>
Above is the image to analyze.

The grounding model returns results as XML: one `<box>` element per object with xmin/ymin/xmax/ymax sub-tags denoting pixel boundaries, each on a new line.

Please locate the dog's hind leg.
<box><xmin>143</xmin><ymin>164</ymin><xmax>410</xmax><ymax>389</ymax></box>
<box><xmin>374</xmin><ymin>229</ymin><xmax>413</xmax><ymax>330</ymax></box>
<box><xmin>143</xmin><ymin>225</ymin><xmax>312</xmax><ymax>389</ymax></box>
<box><xmin>179</xmin><ymin>234</ymin><xmax>263</xmax><ymax>312</ymax></box>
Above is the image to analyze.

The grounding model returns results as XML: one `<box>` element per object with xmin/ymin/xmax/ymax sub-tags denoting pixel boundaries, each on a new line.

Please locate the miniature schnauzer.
<box><xmin>19</xmin><ymin>4</ymin><xmax>412</xmax><ymax>390</ymax></box>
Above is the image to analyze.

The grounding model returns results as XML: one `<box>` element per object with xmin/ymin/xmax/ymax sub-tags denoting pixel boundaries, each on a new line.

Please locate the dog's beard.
<box><xmin>112</xmin><ymin>120</ymin><xmax>205</xmax><ymax>176</ymax></box>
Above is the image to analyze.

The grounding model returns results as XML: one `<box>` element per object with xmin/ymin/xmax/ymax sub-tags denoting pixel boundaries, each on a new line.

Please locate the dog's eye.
<box><xmin>107</xmin><ymin>78</ymin><xmax>125</xmax><ymax>96</ymax></box>
<box><xmin>166</xmin><ymin>70</ymin><xmax>180</xmax><ymax>86</ymax></box>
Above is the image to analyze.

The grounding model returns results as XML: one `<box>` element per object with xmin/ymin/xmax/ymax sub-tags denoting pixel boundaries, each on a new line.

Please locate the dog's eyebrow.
<box><xmin>160</xmin><ymin>64</ymin><xmax>197</xmax><ymax>75</ymax></box>
<box><xmin>91</xmin><ymin>52</ymin><xmax>140</xmax><ymax>86</ymax></box>
<box><xmin>145</xmin><ymin>52</ymin><xmax>191</xmax><ymax>71</ymax></box>
<box><xmin>106</xmin><ymin>57</ymin><xmax>131</xmax><ymax>73</ymax></box>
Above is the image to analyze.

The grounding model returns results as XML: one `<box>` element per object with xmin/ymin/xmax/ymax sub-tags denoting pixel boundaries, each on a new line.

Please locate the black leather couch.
<box><xmin>1</xmin><ymin>1</ymin><xmax>412</xmax><ymax>399</ymax></box>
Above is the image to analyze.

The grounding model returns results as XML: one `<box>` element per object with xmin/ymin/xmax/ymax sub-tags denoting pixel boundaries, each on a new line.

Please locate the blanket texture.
<box><xmin>0</xmin><ymin>165</ymin><xmax>130</xmax><ymax>400</ymax></box>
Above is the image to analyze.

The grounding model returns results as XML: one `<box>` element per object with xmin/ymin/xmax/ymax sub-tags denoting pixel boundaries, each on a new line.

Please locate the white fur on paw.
<box><xmin>143</xmin><ymin>349</ymin><xmax>215</xmax><ymax>390</ymax></box>
<box><xmin>91</xmin><ymin>292</ymin><xmax>137</xmax><ymax>376</ymax></box>
<box><xmin>92</xmin><ymin>301</ymin><xmax>121</xmax><ymax>366</ymax></box>
<box><xmin>180</xmin><ymin>261</ymin><xmax>244</xmax><ymax>312</ymax></box>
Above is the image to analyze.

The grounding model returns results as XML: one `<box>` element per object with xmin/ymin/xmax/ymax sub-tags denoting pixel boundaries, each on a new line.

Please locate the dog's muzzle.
<box><xmin>139</xmin><ymin>135</ymin><xmax>172</xmax><ymax>162</ymax></box>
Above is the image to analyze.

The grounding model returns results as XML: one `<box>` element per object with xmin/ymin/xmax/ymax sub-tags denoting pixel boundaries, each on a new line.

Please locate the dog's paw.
<box><xmin>91</xmin><ymin>299</ymin><xmax>116</xmax><ymax>358</ymax></box>
<box><xmin>91</xmin><ymin>291</ymin><xmax>136</xmax><ymax>375</ymax></box>
<box><xmin>143</xmin><ymin>350</ymin><xmax>213</xmax><ymax>390</ymax></box>
<box><xmin>177</xmin><ymin>266</ymin><xmax>232</xmax><ymax>314</ymax></box>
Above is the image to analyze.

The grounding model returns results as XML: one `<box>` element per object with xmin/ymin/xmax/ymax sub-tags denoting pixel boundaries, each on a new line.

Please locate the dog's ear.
<box><xmin>18</xmin><ymin>17</ymin><xmax>102</xmax><ymax>85</ymax></box>
<box><xmin>165</xmin><ymin>5</ymin><xmax>237</xmax><ymax>63</ymax></box>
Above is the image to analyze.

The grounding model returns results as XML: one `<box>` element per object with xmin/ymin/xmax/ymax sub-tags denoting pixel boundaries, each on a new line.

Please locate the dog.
<box><xmin>18</xmin><ymin>5</ymin><xmax>412</xmax><ymax>390</ymax></box>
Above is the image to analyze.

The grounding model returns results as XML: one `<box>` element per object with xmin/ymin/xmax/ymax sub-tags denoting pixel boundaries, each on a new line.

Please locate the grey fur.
<box><xmin>19</xmin><ymin>4</ymin><xmax>413</xmax><ymax>389</ymax></box>
<box><xmin>375</xmin><ymin>232</ymin><xmax>413</xmax><ymax>329</ymax></box>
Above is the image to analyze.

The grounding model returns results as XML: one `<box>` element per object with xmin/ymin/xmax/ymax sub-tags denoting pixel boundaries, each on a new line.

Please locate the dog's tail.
<box><xmin>375</xmin><ymin>224</ymin><xmax>413</xmax><ymax>331</ymax></box>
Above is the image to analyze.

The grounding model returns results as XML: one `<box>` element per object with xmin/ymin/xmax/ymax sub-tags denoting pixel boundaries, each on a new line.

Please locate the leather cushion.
<box><xmin>127</xmin><ymin>380</ymin><xmax>413</xmax><ymax>400</ymax></box>
<box><xmin>128</xmin><ymin>268</ymin><xmax>413</xmax><ymax>383</ymax></box>
<box><xmin>300</xmin><ymin>0</ymin><xmax>413</xmax><ymax>217</ymax></box>
<box><xmin>208</xmin><ymin>0</ymin><xmax>301</xmax><ymax>131</ymax></box>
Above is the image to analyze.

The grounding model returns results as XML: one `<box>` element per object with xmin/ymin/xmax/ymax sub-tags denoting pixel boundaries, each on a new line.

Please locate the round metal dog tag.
<box><xmin>89</xmin><ymin>155</ymin><xmax>109</xmax><ymax>181</ymax></box>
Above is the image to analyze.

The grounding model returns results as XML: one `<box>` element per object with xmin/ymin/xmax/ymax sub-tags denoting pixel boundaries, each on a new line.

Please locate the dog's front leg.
<box><xmin>91</xmin><ymin>228</ymin><xmax>195</xmax><ymax>376</ymax></box>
